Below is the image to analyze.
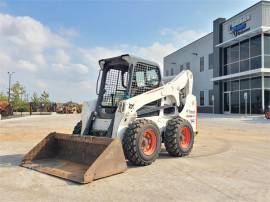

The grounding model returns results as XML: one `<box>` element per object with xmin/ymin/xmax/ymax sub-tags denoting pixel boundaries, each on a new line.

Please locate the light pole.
<box><xmin>7</xmin><ymin>72</ymin><xmax>15</xmax><ymax>103</ymax></box>
<box><xmin>212</xmin><ymin>95</ymin><xmax>215</xmax><ymax>114</ymax></box>
<box><xmin>244</xmin><ymin>92</ymin><xmax>247</xmax><ymax>116</ymax></box>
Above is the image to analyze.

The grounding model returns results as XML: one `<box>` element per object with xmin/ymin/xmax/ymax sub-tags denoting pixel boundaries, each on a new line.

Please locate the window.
<box><xmin>231</xmin><ymin>91</ymin><xmax>240</xmax><ymax>113</ymax></box>
<box><xmin>131</xmin><ymin>64</ymin><xmax>160</xmax><ymax>97</ymax></box>
<box><xmin>208</xmin><ymin>53</ymin><xmax>214</xmax><ymax>69</ymax></box>
<box><xmin>265</xmin><ymin>56</ymin><xmax>270</xmax><ymax>68</ymax></box>
<box><xmin>240</xmin><ymin>39</ymin><xmax>249</xmax><ymax>60</ymax></box>
<box><xmin>265</xmin><ymin>34</ymin><xmax>270</xmax><ymax>69</ymax></box>
<box><xmin>224</xmin><ymin>93</ymin><xmax>230</xmax><ymax>112</ymax></box>
<box><xmin>208</xmin><ymin>90</ymin><xmax>213</xmax><ymax>105</ymax></box>
<box><xmin>186</xmin><ymin>62</ymin><xmax>190</xmax><ymax>70</ymax></box>
<box><xmin>180</xmin><ymin>65</ymin><xmax>184</xmax><ymax>72</ymax></box>
<box><xmin>224</xmin><ymin>65</ymin><xmax>230</xmax><ymax>75</ymax></box>
<box><xmin>146</xmin><ymin>69</ymin><xmax>159</xmax><ymax>86</ymax></box>
<box><xmin>231</xmin><ymin>44</ymin><xmax>239</xmax><ymax>63</ymax></box>
<box><xmin>264</xmin><ymin>34</ymin><xmax>270</xmax><ymax>55</ymax></box>
<box><xmin>251</xmin><ymin>77</ymin><xmax>262</xmax><ymax>89</ymax></box>
<box><xmin>251</xmin><ymin>89</ymin><xmax>262</xmax><ymax>114</ymax></box>
<box><xmin>231</xmin><ymin>80</ymin><xmax>239</xmax><ymax>91</ymax></box>
<box><xmin>165</xmin><ymin>70</ymin><xmax>169</xmax><ymax>76</ymax></box>
<box><xmin>240</xmin><ymin>59</ymin><xmax>249</xmax><ymax>72</ymax></box>
<box><xmin>135</xmin><ymin>71</ymin><xmax>145</xmax><ymax>87</ymax></box>
<box><xmin>250</xmin><ymin>35</ymin><xmax>261</xmax><ymax>57</ymax></box>
<box><xmin>170</xmin><ymin>68</ymin><xmax>174</xmax><ymax>76</ymax></box>
<box><xmin>200</xmin><ymin>57</ymin><xmax>204</xmax><ymax>72</ymax></box>
<box><xmin>230</xmin><ymin>62</ymin><xmax>239</xmax><ymax>74</ymax></box>
<box><xmin>250</xmin><ymin>56</ymin><xmax>261</xmax><ymax>70</ymax></box>
<box><xmin>265</xmin><ymin>76</ymin><xmax>270</xmax><ymax>89</ymax></box>
<box><xmin>224</xmin><ymin>81</ymin><xmax>230</xmax><ymax>92</ymax></box>
<box><xmin>200</xmin><ymin>91</ymin><xmax>204</xmax><ymax>106</ymax></box>
<box><xmin>265</xmin><ymin>90</ymin><xmax>270</xmax><ymax>109</ymax></box>
<box><xmin>240</xmin><ymin>78</ymin><xmax>250</xmax><ymax>90</ymax></box>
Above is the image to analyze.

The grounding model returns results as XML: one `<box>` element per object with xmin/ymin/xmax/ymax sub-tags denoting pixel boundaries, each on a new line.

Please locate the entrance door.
<box><xmin>224</xmin><ymin>92</ymin><xmax>230</xmax><ymax>113</ymax></box>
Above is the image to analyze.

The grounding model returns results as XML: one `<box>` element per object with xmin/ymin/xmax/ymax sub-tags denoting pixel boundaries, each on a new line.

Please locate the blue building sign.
<box><xmin>229</xmin><ymin>15</ymin><xmax>251</xmax><ymax>37</ymax></box>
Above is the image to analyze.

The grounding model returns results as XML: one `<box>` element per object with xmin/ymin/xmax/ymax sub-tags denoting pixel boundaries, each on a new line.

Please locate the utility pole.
<box><xmin>7</xmin><ymin>72</ymin><xmax>15</xmax><ymax>103</ymax></box>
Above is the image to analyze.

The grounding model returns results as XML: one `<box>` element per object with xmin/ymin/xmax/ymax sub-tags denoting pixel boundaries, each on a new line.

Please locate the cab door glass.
<box><xmin>146</xmin><ymin>69</ymin><xmax>159</xmax><ymax>86</ymax></box>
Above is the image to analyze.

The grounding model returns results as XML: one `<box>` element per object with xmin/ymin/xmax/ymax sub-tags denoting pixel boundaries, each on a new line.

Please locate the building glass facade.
<box><xmin>223</xmin><ymin>34</ymin><xmax>262</xmax><ymax>76</ymax></box>
<box><xmin>221</xmin><ymin>33</ymin><xmax>268</xmax><ymax>114</ymax></box>
<box><xmin>223</xmin><ymin>76</ymin><xmax>263</xmax><ymax>114</ymax></box>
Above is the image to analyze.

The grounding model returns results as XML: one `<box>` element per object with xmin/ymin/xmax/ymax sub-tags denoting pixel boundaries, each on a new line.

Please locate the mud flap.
<box><xmin>20</xmin><ymin>132</ymin><xmax>127</xmax><ymax>184</ymax></box>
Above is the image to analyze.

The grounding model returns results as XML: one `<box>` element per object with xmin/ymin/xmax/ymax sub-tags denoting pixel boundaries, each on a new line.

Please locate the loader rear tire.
<box><xmin>72</xmin><ymin>121</ymin><xmax>82</xmax><ymax>135</ymax></box>
<box><xmin>164</xmin><ymin>117</ymin><xmax>194</xmax><ymax>157</ymax></box>
<box><xmin>123</xmin><ymin>119</ymin><xmax>161</xmax><ymax>166</ymax></box>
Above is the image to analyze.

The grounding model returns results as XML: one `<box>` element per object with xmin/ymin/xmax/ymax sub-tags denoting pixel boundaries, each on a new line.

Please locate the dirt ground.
<box><xmin>0</xmin><ymin>114</ymin><xmax>269</xmax><ymax>202</ymax></box>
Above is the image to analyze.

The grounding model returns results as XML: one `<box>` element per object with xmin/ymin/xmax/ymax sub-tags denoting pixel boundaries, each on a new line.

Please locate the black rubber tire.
<box><xmin>164</xmin><ymin>117</ymin><xmax>194</xmax><ymax>157</ymax></box>
<box><xmin>123</xmin><ymin>119</ymin><xmax>161</xmax><ymax>166</ymax></box>
<box><xmin>72</xmin><ymin>121</ymin><xmax>82</xmax><ymax>134</ymax></box>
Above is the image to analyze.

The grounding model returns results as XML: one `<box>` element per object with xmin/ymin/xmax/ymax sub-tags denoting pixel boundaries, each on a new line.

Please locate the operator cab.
<box><xmin>96</xmin><ymin>55</ymin><xmax>161</xmax><ymax>119</ymax></box>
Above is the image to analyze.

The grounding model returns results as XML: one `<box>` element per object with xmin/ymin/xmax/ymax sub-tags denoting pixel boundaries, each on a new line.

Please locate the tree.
<box><xmin>10</xmin><ymin>81</ymin><xmax>27</xmax><ymax>112</ymax></box>
<box><xmin>40</xmin><ymin>91</ymin><xmax>50</xmax><ymax>104</ymax></box>
<box><xmin>39</xmin><ymin>91</ymin><xmax>50</xmax><ymax>112</ymax></box>
<box><xmin>31</xmin><ymin>92</ymin><xmax>40</xmax><ymax>105</ymax></box>
<box><xmin>0</xmin><ymin>92</ymin><xmax>8</xmax><ymax>102</ymax></box>
<box><xmin>30</xmin><ymin>92</ymin><xmax>40</xmax><ymax>112</ymax></box>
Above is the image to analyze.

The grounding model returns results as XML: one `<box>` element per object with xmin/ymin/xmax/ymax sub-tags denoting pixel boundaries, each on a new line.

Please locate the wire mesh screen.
<box><xmin>130</xmin><ymin>63</ymin><xmax>160</xmax><ymax>97</ymax></box>
<box><xmin>101</xmin><ymin>69</ymin><xmax>129</xmax><ymax>107</ymax></box>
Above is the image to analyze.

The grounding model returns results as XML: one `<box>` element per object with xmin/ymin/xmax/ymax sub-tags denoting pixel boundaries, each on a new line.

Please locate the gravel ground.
<box><xmin>0</xmin><ymin>114</ymin><xmax>269</xmax><ymax>202</ymax></box>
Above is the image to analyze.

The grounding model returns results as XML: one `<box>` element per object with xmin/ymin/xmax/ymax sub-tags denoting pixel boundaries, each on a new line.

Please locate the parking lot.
<box><xmin>0</xmin><ymin>114</ymin><xmax>269</xmax><ymax>202</ymax></box>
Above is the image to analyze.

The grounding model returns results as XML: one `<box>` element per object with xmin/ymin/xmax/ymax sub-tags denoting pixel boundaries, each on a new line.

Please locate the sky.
<box><xmin>0</xmin><ymin>0</ymin><xmax>260</xmax><ymax>103</ymax></box>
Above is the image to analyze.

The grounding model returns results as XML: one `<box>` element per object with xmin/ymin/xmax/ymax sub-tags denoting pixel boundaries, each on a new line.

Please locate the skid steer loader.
<box><xmin>21</xmin><ymin>54</ymin><xmax>198</xmax><ymax>184</ymax></box>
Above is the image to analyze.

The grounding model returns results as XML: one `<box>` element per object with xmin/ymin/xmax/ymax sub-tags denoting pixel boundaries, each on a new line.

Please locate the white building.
<box><xmin>164</xmin><ymin>1</ymin><xmax>270</xmax><ymax>114</ymax></box>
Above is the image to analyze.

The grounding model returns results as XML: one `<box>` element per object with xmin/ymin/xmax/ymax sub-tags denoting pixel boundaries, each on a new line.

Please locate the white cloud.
<box><xmin>79</xmin><ymin>47</ymin><xmax>124</xmax><ymax>70</ymax></box>
<box><xmin>58</xmin><ymin>27</ymin><xmax>79</xmax><ymax>38</ymax></box>
<box><xmin>0</xmin><ymin>13</ymin><xmax>206</xmax><ymax>102</ymax></box>
<box><xmin>55</xmin><ymin>49</ymin><xmax>70</xmax><ymax>65</ymax></box>
<box><xmin>160</xmin><ymin>28</ymin><xmax>207</xmax><ymax>47</ymax></box>
<box><xmin>18</xmin><ymin>60</ymin><xmax>37</xmax><ymax>72</ymax></box>
<box><xmin>0</xmin><ymin>14</ymin><xmax>69</xmax><ymax>53</ymax></box>
<box><xmin>36</xmin><ymin>80</ymin><xmax>47</xmax><ymax>89</ymax></box>
<box><xmin>131</xmin><ymin>42</ymin><xmax>175</xmax><ymax>67</ymax></box>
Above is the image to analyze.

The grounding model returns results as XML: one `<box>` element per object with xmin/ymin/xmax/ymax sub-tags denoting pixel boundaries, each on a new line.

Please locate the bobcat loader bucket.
<box><xmin>20</xmin><ymin>132</ymin><xmax>127</xmax><ymax>184</ymax></box>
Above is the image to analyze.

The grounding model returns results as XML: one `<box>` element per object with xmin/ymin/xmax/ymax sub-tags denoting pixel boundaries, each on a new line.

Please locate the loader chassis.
<box><xmin>80</xmin><ymin>55</ymin><xmax>197</xmax><ymax>166</ymax></box>
<box><xmin>21</xmin><ymin>54</ymin><xmax>197</xmax><ymax>184</ymax></box>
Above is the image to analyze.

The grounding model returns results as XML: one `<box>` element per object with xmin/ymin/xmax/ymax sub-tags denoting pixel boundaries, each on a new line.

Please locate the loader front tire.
<box><xmin>164</xmin><ymin>117</ymin><xmax>194</xmax><ymax>157</ymax></box>
<box><xmin>123</xmin><ymin>119</ymin><xmax>161</xmax><ymax>166</ymax></box>
<box><xmin>72</xmin><ymin>121</ymin><xmax>82</xmax><ymax>135</ymax></box>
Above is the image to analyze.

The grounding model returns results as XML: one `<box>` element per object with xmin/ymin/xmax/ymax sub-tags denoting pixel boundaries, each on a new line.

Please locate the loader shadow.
<box><xmin>0</xmin><ymin>154</ymin><xmax>23</xmax><ymax>167</ymax></box>
<box><xmin>126</xmin><ymin>148</ymin><xmax>175</xmax><ymax>170</ymax></box>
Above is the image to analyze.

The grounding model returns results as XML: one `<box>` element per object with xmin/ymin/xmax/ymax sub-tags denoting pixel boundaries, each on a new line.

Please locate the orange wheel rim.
<box><xmin>180</xmin><ymin>127</ymin><xmax>191</xmax><ymax>149</ymax></box>
<box><xmin>141</xmin><ymin>129</ymin><xmax>157</xmax><ymax>155</ymax></box>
